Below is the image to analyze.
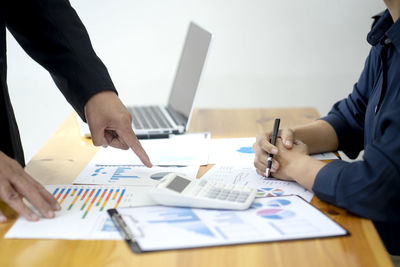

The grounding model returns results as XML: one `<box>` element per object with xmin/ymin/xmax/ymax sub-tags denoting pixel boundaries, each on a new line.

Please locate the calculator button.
<box><xmin>220</xmin><ymin>189</ymin><xmax>230</xmax><ymax>196</ymax></box>
<box><xmin>206</xmin><ymin>192</ymin><xmax>218</xmax><ymax>199</ymax></box>
<box><xmin>218</xmin><ymin>194</ymin><xmax>228</xmax><ymax>200</ymax></box>
<box><xmin>198</xmin><ymin>180</ymin><xmax>208</xmax><ymax>187</ymax></box>
<box><xmin>209</xmin><ymin>181</ymin><xmax>217</xmax><ymax>187</ymax></box>
<box><xmin>229</xmin><ymin>191</ymin><xmax>240</xmax><ymax>197</ymax></box>
<box><xmin>203</xmin><ymin>186</ymin><xmax>212</xmax><ymax>193</ymax></box>
<box><xmin>211</xmin><ymin>188</ymin><xmax>221</xmax><ymax>194</ymax></box>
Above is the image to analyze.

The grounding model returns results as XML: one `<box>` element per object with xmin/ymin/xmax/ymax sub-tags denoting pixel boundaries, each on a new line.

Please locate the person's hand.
<box><xmin>253</xmin><ymin>128</ymin><xmax>295</xmax><ymax>176</ymax></box>
<box><xmin>84</xmin><ymin>91</ymin><xmax>152</xmax><ymax>167</ymax></box>
<box><xmin>271</xmin><ymin>138</ymin><xmax>309</xmax><ymax>181</ymax></box>
<box><xmin>0</xmin><ymin>152</ymin><xmax>61</xmax><ymax>222</ymax></box>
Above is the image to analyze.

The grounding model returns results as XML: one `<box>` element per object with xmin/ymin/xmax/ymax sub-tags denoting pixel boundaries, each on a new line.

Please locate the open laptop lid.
<box><xmin>167</xmin><ymin>22</ymin><xmax>212</xmax><ymax>130</ymax></box>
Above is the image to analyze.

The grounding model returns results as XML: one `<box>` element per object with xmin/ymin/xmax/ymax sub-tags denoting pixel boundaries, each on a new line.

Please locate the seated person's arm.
<box><xmin>291</xmin><ymin>119</ymin><xmax>338</xmax><ymax>154</ymax></box>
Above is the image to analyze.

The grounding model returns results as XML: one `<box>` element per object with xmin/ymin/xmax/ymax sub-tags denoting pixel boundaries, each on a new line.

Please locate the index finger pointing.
<box><xmin>119</xmin><ymin>128</ymin><xmax>152</xmax><ymax>167</ymax></box>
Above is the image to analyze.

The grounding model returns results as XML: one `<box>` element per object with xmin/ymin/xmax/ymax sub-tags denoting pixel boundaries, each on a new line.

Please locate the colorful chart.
<box><xmin>250</xmin><ymin>202</ymin><xmax>263</xmax><ymax>209</ymax></box>
<box><xmin>51</xmin><ymin>186</ymin><xmax>127</xmax><ymax>219</ymax></box>
<box><xmin>74</xmin><ymin>164</ymin><xmax>199</xmax><ymax>187</ymax></box>
<box><xmin>256</xmin><ymin>199</ymin><xmax>295</xmax><ymax>220</ymax></box>
<box><xmin>256</xmin><ymin>188</ymin><xmax>285</xmax><ymax>197</ymax></box>
<box><xmin>101</xmin><ymin>218</ymin><xmax>118</xmax><ymax>232</ymax></box>
<box><xmin>267</xmin><ymin>199</ymin><xmax>291</xmax><ymax>207</ymax></box>
<box><xmin>91</xmin><ymin>168</ymin><xmax>107</xmax><ymax>176</ymax></box>
<box><xmin>236</xmin><ymin>146</ymin><xmax>254</xmax><ymax>154</ymax></box>
<box><xmin>257</xmin><ymin>209</ymin><xmax>295</xmax><ymax>220</ymax></box>
<box><xmin>109</xmin><ymin>167</ymin><xmax>139</xmax><ymax>182</ymax></box>
<box><xmin>148</xmin><ymin>207</ymin><xmax>215</xmax><ymax>237</ymax></box>
<box><xmin>90</xmin><ymin>166</ymin><xmax>140</xmax><ymax>183</ymax></box>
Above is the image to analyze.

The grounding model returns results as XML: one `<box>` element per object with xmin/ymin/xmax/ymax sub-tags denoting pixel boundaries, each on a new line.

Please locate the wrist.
<box><xmin>84</xmin><ymin>90</ymin><xmax>119</xmax><ymax>118</ymax></box>
<box><xmin>284</xmin><ymin>152</ymin><xmax>307</xmax><ymax>179</ymax></box>
<box><xmin>287</xmin><ymin>154</ymin><xmax>325</xmax><ymax>191</ymax></box>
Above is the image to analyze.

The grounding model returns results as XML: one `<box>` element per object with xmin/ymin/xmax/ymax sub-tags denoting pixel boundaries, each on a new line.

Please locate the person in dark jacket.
<box><xmin>253</xmin><ymin>1</ymin><xmax>400</xmax><ymax>260</ymax></box>
<box><xmin>0</xmin><ymin>0</ymin><xmax>151</xmax><ymax>222</ymax></box>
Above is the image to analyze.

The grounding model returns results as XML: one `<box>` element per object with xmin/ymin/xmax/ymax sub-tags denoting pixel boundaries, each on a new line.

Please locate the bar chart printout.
<box><xmin>115</xmin><ymin>195</ymin><xmax>348</xmax><ymax>252</ymax></box>
<box><xmin>5</xmin><ymin>185</ymin><xmax>155</xmax><ymax>240</ymax></box>
<box><xmin>50</xmin><ymin>185</ymin><xmax>128</xmax><ymax>219</ymax></box>
<box><xmin>73</xmin><ymin>164</ymin><xmax>199</xmax><ymax>186</ymax></box>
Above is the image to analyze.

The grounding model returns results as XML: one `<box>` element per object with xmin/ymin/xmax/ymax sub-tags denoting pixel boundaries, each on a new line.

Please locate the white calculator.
<box><xmin>148</xmin><ymin>173</ymin><xmax>257</xmax><ymax>210</ymax></box>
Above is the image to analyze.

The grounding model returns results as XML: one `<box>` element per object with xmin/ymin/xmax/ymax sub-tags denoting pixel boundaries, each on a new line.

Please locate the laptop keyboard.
<box><xmin>129</xmin><ymin>106</ymin><xmax>173</xmax><ymax>130</ymax></box>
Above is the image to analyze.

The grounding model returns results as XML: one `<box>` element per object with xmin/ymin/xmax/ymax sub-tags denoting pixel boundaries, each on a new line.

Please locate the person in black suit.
<box><xmin>0</xmin><ymin>0</ymin><xmax>152</xmax><ymax>222</ymax></box>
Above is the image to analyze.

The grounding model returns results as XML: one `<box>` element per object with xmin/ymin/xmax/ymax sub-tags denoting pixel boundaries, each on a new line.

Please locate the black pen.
<box><xmin>266</xmin><ymin>118</ymin><xmax>280</xmax><ymax>177</ymax></box>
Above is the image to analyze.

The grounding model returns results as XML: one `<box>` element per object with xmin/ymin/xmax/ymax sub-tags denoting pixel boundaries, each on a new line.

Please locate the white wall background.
<box><xmin>6</xmin><ymin>0</ymin><xmax>385</xmax><ymax>162</ymax></box>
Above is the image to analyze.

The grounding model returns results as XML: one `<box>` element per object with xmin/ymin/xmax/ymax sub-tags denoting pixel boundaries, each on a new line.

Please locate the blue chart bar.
<box><xmin>52</xmin><ymin>188</ymin><xmax>59</xmax><ymax>196</ymax></box>
<box><xmin>148</xmin><ymin>208</ymin><xmax>215</xmax><ymax>237</ymax></box>
<box><xmin>109</xmin><ymin>167</ymin><xmax>139</xmax><ymax>182</ymax></box>
<box><xmin>149</xmin><ymin>208</ymin><xmax>201</xmax><ymax>224</ymax></box>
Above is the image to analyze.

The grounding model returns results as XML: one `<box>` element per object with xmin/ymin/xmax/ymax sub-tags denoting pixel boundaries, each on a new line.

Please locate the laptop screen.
<box><xmin>167</xmin><ymin>22</ymin><xmax>212</xmax><ymax>120</ymax></box>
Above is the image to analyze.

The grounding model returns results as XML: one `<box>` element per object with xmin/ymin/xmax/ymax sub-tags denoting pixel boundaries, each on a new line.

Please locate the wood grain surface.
<box><xmin>0</xmin><ymin>108</ymin><xmax>392</xmax><ymax>267</ymax></box>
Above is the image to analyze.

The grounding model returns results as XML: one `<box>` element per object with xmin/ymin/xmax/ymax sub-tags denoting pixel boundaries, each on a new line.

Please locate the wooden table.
<box><xmin>0</xmin><ymin>108</ymin><xmax>393</xmax><ymax>267</ymax></box>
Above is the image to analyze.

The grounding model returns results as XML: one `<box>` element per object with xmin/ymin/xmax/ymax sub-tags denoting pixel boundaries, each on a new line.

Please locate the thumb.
<box><xmin>280</xmin><ymin>129</ymin><xmax>295</xmax><ymax>148</ymax></box>
<box><xmin>88</xmin><ymin>122</ymin><xmax>108</xmax><ymax>147</ymax></box>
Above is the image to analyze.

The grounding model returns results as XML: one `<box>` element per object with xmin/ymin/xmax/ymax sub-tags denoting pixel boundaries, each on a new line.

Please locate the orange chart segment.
<box><xmin>51</xmin><ymin>185</ymin><xmax>128</xmax><ymax>219</ymax></box>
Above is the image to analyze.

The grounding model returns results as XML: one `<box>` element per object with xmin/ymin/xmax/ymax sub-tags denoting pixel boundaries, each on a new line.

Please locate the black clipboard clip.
<box><xmin>107</xmin><ymin>208</ymin><xmax>143</xmax><ymax>253</ymax></box>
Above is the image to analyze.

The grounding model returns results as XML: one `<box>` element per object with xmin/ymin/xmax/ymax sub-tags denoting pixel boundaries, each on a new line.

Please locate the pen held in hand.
<box><xmin>266</xmin><ymin>118</ymin><xmax>280</xmax><ymax>177</ymax></box>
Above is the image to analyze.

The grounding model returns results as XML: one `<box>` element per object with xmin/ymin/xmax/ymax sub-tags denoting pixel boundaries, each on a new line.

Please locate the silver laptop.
<box><xmin>127</xmin><ymin>22</ymin><xmax>212</xmax><ymax>139</ymax></box>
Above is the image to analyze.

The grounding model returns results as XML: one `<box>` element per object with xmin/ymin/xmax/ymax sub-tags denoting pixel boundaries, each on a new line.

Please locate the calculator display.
<box><xmin>166</xmin><ymin>176</ymin><xmax>191</xmax><ymax>193</ymax></box>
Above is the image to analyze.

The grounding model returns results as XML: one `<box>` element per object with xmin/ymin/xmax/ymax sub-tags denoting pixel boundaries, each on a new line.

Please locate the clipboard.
<box><xmin>107</xmin><ymin>209</ymin><xmax>143</xmax><ymax>253</ymax></box>
<box><xmin>108</xmin><ymin>195</ymin><xmax>349</xmax><ymax>253</ymax></box>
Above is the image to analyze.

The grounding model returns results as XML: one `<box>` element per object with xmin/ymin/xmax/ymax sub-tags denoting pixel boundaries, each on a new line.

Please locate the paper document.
<box><xmin>5</xmin><ymin>185</ymin><xmax>155</xmax><ymax>240</ymax></box>
<box><xmin>208</xmin><ymin>137</ymin><xmax>257</xmax><ymax>165</ymax></box>
<box><xmin>200</xmin><ymin>165</ymin><xmax>314</xmax><ymax>202</ymax></box>
<box><xmin>310</xmin><ymin>152</ymin><xmax>338</xmax><ymax>160</ymax></box>
<box><xmin>208</xmin><ymin>137</ymin><xmax>337</xmax><ymax>166</ymax></box>
<box><xmin>114</xmin><ymin>195</ymin><xmax>348</xmax><ymax>252</ymax></box>
<box><xmin>90</xmin><ymin>133</ymin><xmax>210</xmax><ymax>166</ymax></box>
<box><xmin>73</xmin><ymin>164</ymin><xmax>199</xmax><ymax>186</ymax></box>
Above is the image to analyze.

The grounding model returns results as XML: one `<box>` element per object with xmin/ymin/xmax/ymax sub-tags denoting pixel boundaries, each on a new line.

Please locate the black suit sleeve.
<box><xmin>3</xmin><ymin>0</ymin><xmax>117</xmax><ymax>121</ymax></box>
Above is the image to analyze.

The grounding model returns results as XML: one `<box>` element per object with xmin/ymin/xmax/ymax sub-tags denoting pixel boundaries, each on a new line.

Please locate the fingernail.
<box><xmin>31</xmin><ymin>213</ymin><xmax>39</xmax><ymax>221</ymax></box>
<box><xmin>47</xmin><ymin>211</ymin><xmax>55</xmax><ymax>218</ymax></box>
<box><xmin>146</xmin><ymin>159</ymin><xmax>153</xmax><ymax>168</ymax></box>
<box><xmin>0</xmin><ymin>215</ymin><xmax>7</xmax><ymax>223</ymax></box>
<box><xmin>285</xmin><ymin>140</ymin><xmax>292</xmax><ymax>146</ymax></box>
<box><xmin>271</xmin><ymin>148</ymin><xmax>278</xmax><ymax>154</ymax></box>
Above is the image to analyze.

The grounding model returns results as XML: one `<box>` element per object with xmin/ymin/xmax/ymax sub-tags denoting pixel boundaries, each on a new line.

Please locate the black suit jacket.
<box><xmin>0</xmin><ymin>0</ymin><xmax>117</xmax><ymax>166</ymax></box>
